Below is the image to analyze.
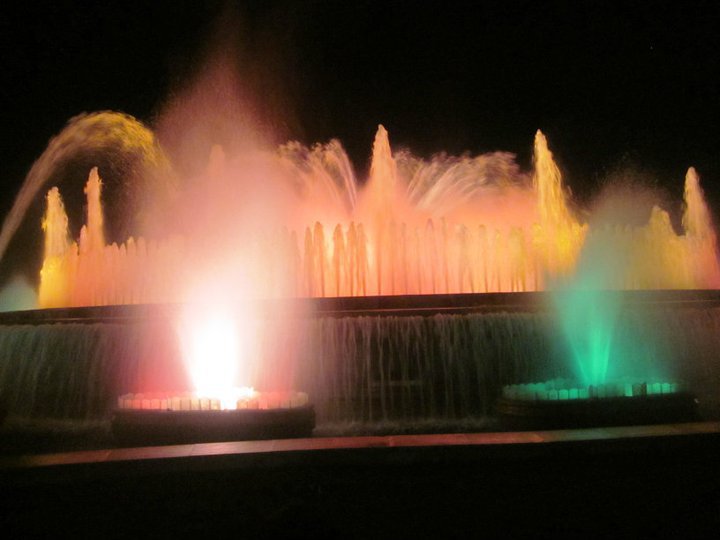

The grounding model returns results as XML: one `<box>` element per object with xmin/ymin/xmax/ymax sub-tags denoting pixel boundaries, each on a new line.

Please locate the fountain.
<box><xmin>494</xmin><ymin>170</ymin><xmax>718</xmax><ymax>428</ymax></box>
<box><xmin>30</xmin><ymin>118</ymin><xmax>720</xmax><ymax>307</ymax></box>
<box><xmin>0</xmin><ymin>107</ymin><xmax>719</xmax><ymax>444</ymax></box>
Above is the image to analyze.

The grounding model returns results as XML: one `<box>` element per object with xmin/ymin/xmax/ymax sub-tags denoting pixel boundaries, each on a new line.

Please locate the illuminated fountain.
<box><xmin>36</xmin><ymin>122</ymin><xmax>589</xmax><ymax>307</ymax></box>
<box><xmin>1</xmin><ymin>109</ymin><xmax>720</xmax><ymax>441</ymax></box>
<box><xmin>495</xmin><ymin>281</ymin><xmax>702</xmax><ymax>429</ymax></box>
<box><xmin>495</xmin><ymin>168</ymin><xmax>718</xmax><ymax>428</ymax></box>
<box><xmin>110</xmin><ymin>298</ymin><xmax>314</xmax><ymax>444</ymax></box>
<box><xmin>32</xmin><ymin>115</ymin><xmax>720</xmax><ymax>309</ymax></box>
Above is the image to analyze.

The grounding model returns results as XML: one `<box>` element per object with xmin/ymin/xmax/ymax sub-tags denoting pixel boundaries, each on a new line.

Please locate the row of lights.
<box><xmin>502</xmin><ymin>381</ymin><xmax>681</xmax><ymax>401</ymax></box>
<box><xmin>117</xmin><ymin>391</ymin><xmax>309</xmax><ymax>411</ymax></box>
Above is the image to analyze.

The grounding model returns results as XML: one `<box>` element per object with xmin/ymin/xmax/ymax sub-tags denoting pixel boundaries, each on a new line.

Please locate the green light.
<box><xmin>550</xmin><ymin>229</ymin><xmax>672</xmax><ymax>388</ymax></box>
<box><xmin>553</xmin><ymin>284</ymin><xmax>618</xmax><ymax>387</ymax></box>
<box><xmin>502</xmin><ymin>379</ymin><xmax>682</xmax><ymax>402</ymax></box>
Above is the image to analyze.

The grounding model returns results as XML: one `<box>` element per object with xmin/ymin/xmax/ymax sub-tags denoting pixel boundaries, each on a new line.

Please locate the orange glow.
<box><xmin>38</xmin><ymin>187</ymin><xmax>70</xmax><ymax>308</ymax></box>
<box><xmin>37</xmin><ymin>127</ymin><xmax>720</xmax><ymax>308</ymax></box>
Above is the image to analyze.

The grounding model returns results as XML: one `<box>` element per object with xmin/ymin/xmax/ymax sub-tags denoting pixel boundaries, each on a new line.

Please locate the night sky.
<box><xmin>1</xmin><ymin>0</ymin><xmax>719</xmax><ymax>235</ymax></box>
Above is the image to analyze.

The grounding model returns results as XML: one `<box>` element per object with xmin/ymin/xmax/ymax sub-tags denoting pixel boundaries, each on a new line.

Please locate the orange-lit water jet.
<box><xmin>0</xmin><ymin>112</ymin><xmax>169</xmax><ymax>268</ymax></box>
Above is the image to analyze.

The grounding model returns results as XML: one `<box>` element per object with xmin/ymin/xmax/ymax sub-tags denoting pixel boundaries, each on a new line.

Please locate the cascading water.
<box><xmin>297</xmin><ymin>311</ymin><xmax>557</xmax><ymax>423</ymax></box>
<box><xmin>1</xmin><ymin>300</ymin><xmax>719</xmax><ymax>424</ymax></box>
<box><xmin>0</xmin><ymin>319</ymin><xmax>186</xmax><ymax>419</ymax></box>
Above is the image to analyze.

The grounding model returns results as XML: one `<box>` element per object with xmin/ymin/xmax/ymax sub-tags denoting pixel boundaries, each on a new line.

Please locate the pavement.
<box><xmin>1</xmin><ymin>421</ymin><xmax>719</xmax><ymax>538</ymax></box>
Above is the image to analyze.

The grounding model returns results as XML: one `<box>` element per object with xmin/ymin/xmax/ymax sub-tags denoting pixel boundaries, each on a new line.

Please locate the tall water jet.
<box><xmin>38</xmin><ymin>188</ymin><xmax>70</xmax><ymax>309</ymax></box>
<box><xmin>83</xmin><ymin>167</ymin><xmax>106</xmax><ymax>253</ymax></box>
<box><xmin>364</xmin><ymin>125</ymin><xmax>401</xmax><ymax>295</ymax></box>
<box><xmin>683</xmin><ymin>167</ymin><xmax>720</xmax><ymax>288</ymax></box>
<box><xmin>532</xmin><ymin>130</ymin><xmax>586</xmax><ymax>282</ymax></box>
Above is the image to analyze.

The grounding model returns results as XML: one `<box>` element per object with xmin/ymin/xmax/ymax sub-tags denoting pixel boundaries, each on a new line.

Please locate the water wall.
<box><xmin>1</xmin><ymin>294</ymin><xmax>719</xmax><ymax>424</ymax></box>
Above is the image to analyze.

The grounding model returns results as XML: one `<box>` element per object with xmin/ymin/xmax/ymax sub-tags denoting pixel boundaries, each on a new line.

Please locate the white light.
<box><xmin>179</xmin><ymin>303</ymin><xmax>260</xmax><ymax>409</ymax></box>
<box><xmin>189</xmin><ymin>314</ymin><xmax>239</xmax><ymax>402</ymax></box>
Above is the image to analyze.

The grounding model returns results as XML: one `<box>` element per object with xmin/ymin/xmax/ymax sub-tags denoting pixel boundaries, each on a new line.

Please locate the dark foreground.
<box><xmin>1</xmin><ymin>422</ymin><xmax>719</xmax><ymax>538</ymax></box>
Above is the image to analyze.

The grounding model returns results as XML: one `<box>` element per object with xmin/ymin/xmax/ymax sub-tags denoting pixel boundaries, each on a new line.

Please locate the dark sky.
<box><xmin>1</xmin><ymin>0</ymin><xmax>719</xmax><ymax>218</ymax></box>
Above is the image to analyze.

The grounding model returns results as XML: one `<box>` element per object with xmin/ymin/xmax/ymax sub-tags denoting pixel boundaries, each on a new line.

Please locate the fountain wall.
<box><xmin>1</xmin><ymin>292</ymin><xmax>718</xmax><ymax>425</ymax></box>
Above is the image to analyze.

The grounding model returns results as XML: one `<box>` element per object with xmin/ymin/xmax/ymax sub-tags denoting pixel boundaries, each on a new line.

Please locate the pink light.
<box><xmin>178</xmin><ymin>282</ymin><xmax>260</xmax><ymax>409</ymax></box>
<box><xmin>187</xmin><ymin>313</ymin><xmax>239</xmax><ymax>407</ymax></box>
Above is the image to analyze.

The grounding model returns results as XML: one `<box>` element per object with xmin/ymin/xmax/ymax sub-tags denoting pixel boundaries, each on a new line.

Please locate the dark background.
<box><xmin>1</xmin><ymin>0</ymin><xmax>718</xmax><ymax>234</ymax></box>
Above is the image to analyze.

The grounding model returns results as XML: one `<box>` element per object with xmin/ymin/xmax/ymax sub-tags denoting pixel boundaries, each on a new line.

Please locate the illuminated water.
<box><xmin>27</xmin><ymin>117</ymin><xmax>719</xmax><ymax>309</ymax></box>
<box><xmin>1</xmin><ymin>110</ymin><xmax>719</xmax><ymax>421</ymax></box>
<box><xmin>0</xmin><ymin>112</ymin><xmax>168</xmax><ymax>268</ymax></box>
<box><xmin>1</xmin><ymin>303</ymin><xmax>719</xmax><ymax>423</ymax></box>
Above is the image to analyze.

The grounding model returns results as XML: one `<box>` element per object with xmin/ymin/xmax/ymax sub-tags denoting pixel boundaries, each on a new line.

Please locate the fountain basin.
<box><xmin>496</xmin><ymin>380</ymin><xmax>700</xmax><ymax>430</ymax></box>
<box><xmin>112</xmin><ymin>391</ymin><xmax>315</xmax><ymax>445</ymax></box>
<box><xmin>1</xmin><ymin>291</ymin><xmax>719</xmax><ymax>426</ymax></box>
